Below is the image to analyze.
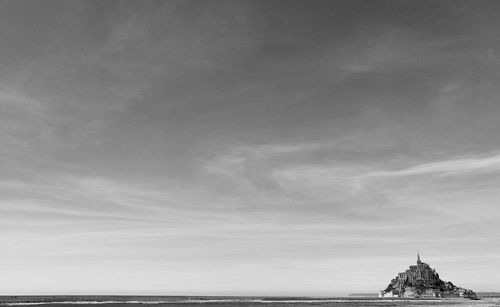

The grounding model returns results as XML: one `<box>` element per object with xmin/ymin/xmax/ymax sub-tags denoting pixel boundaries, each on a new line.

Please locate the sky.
<box><xmin>1</xmin><ymin>0</ymin><xmax>500</xmax><ymax>296</ymax></box>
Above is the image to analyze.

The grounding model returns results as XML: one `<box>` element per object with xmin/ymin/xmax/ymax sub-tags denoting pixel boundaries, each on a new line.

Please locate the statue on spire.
<box><xmin>417</xmin><ymin>250</ymin><xmax>422</xmax><ymax>265</ymax></box>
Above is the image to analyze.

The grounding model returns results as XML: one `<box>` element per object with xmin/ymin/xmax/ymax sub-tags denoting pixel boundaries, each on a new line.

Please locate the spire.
<box><xmin>417</xmin><ymin>250</ymin><xmax>421</xmax><ymax>264</ymax></box>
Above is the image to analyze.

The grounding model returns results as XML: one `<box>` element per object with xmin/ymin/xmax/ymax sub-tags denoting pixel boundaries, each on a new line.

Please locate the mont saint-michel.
<box><xmin>380</xmin><ymin>253</ymin><xmax>478</xmax><ymax>299</ymax></box>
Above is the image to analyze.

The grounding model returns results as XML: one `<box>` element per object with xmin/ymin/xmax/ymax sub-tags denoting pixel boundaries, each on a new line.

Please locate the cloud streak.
<box><xmin>365</xmin><ymin>153</ymin><xmax>500</xmax><ymax>178</ymax></box>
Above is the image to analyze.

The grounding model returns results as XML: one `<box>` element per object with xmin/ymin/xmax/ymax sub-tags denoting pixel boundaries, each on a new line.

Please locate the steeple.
<box><xmin>417</xmin><ymin>250</ymin><xmax>421</xmax><ymax>264</ymax></box>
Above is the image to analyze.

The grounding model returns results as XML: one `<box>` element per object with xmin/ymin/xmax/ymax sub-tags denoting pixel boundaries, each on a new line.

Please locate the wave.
<box><xmin>1</xmin><ymin>298</ymin><xmax>442</xmax><ymax>305</ymax></box>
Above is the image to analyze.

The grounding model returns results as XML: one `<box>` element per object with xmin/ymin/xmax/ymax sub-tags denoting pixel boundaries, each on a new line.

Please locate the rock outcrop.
<box><xmin>379</xmin><ymin>252</ymin><xmax>477</xmax><ymax>299</ymax></box>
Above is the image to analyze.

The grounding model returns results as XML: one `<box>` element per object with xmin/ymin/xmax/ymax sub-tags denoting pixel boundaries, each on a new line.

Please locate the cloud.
<box><xmin>0</xmin><ymin>174</ymin><xmax>217</xmax><ymax>234</ymax></box>
<box><xmin>203</xmin><ymin>142</ymin><xmax>500</xmax><ymax>224</ymax></box>
<box><xmin>365</xmin><ymin>153</ymin><xmax>500</xmax><ymax>178</ymax></box>
<box><xmin>0</xmin><ymin>90</ymin><xmax>52</xmax><ymax>150</ymax></box>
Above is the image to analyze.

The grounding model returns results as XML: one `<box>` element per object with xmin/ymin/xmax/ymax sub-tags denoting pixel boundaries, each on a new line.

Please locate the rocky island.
<box><xmin>379</xmin><ymin>252</ymin><xmax>478</xmax><ymax>299</ymax></box>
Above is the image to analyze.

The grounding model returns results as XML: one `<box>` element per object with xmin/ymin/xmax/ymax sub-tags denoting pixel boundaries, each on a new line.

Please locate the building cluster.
<box><xmin>397</xmin><ymin>253</ymin><xmax>440</xmax><ymax>288</ymax></box>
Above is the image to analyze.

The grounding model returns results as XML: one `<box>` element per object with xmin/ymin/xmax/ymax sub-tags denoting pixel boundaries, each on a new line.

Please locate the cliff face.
<box><xmin>380</xmin><ymin>254</ymin><xmax>477</xmax><ymax>299</ymax></box>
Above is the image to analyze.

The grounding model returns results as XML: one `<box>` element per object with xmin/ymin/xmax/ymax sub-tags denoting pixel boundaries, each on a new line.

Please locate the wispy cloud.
<box><xmin>0</xmin><ymin>90</ymin><xmax>53</xmax><ymax>151</ymax></box>
<box><xmin>204</xmin><ymin>143</ymin><xmax>500</xmax><ymax>225</ymax></box>
<box><xmin>365</xmin><ymin>153</ymin><xmax>500</xmax><ymax>178</ymax></box>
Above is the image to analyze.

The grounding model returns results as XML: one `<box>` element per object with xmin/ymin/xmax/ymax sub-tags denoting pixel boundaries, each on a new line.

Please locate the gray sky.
<box><xmin>1</xmin><ymin>0</ymin><xmax>500</xmax><ymax>295</ymax></box>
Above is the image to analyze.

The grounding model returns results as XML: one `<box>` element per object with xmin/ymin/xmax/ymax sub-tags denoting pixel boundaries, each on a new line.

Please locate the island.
<box><xmin>379</xmin><ymin>252</ymin><xmax>478</xmax><ymax>299</ymax></box>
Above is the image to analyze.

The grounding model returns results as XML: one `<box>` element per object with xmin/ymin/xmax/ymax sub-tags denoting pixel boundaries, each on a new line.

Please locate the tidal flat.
<box><xmin>1</xmin><ymin>296</ymin><xmax>500</xmax><ymax>307</ymax></box>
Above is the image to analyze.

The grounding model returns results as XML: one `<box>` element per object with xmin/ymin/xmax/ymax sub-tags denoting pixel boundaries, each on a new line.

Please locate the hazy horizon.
<box><xmin>2</xmin><ymin>0</ymin><xmax>500</xmax><ymax>295</ymax></box>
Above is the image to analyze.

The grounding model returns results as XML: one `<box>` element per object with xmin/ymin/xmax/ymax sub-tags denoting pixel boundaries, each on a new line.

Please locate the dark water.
<box><xmin>0</xmin><ymin>296</ymin><xmax>498</xmax><ymax>307</ymax></box>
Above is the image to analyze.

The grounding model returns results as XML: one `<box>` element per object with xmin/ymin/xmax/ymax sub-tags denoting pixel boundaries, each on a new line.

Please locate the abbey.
<box><xmin>398</xmin><ymin>252</ymin><xmax>439</xmax><ymax>288</ymax></box>
<box><xmin>379</xmin><ymin>252</ymin><xmax>477</xmax><ymax>299</ymax></box>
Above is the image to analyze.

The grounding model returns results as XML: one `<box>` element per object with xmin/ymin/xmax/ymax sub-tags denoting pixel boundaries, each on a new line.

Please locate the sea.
<box><xmin>1</xmin><ymin>296</ymin><xmax>499</xmax><ymax>307</ymax></box>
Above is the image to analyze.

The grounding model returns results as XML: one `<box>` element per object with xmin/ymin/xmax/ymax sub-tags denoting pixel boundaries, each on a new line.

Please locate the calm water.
<box><xmin>1</xmin><ymin>296</ymin><xmax>499</xmax><ymax>307</ymax></box>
